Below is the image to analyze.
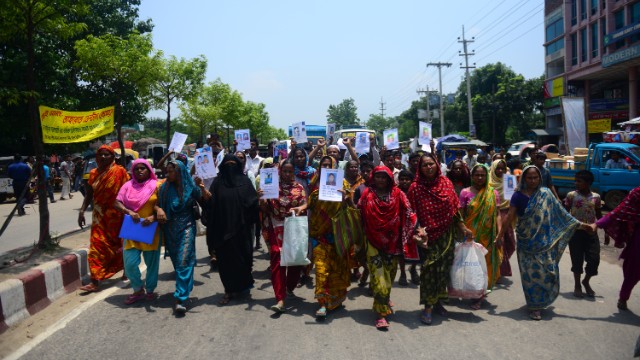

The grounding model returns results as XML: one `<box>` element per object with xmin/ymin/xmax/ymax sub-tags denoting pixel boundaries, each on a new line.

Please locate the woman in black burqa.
<box><xmin>206</xmin><ymin>154</ymin><xmax>259</xmax><ymax>305</ymax></box>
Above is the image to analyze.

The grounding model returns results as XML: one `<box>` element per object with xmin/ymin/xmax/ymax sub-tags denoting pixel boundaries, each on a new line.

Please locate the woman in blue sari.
<box><xmin>158</xmin><ymin>160</ymin><xmax>208</xmax><ymax>314</ymax></box>
<box><xmin>495</xmin><ymin>165</ymin><xmax>593</xmax><ymax>320</ymax></box>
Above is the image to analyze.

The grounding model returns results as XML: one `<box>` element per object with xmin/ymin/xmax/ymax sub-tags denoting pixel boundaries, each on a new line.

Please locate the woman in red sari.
<box><xmin>357</xmin><ymin>166</ymin><xmax>417</xmax><ymax>330</ymax></box>
<box><xmin>78</xmin><ymin>145</ymin><xmax>129</xmax><ymax>292</ymax></box>
<box><xmin>259</xmin><ymin>159</ymin><xmax>307</xmax><ymax>313</ymax></box>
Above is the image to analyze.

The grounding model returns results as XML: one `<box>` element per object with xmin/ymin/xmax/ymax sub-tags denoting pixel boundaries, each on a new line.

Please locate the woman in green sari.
<box><xmin>495</xmin><ymin>165</ymin><xmax>594</xmax><ymax>320</ymax></box>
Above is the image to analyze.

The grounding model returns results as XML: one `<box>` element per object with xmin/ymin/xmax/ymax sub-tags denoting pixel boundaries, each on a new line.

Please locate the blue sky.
<box><xmin>139</xmin><ymin>0</ymin><xmax>544</xmax><ymax>131</ymax></box>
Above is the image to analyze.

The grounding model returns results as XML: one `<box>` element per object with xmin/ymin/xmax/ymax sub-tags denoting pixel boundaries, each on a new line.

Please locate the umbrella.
<box><xmin>436</xmin><ymin>134</ymin><xmax>468</xmax><ymax>152</ymax></box>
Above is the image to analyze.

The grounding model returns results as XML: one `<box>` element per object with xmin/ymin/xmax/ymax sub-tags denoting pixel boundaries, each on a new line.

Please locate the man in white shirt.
<box><xmin>59</xmin><ymin>154</ymin><xmax>74</xmax><ymax>200</ymax></box>
<box><xmin>605</xmin><ymin>152</ymin><xmax>632</xmax><ymax>170</ymax></box>
<box><xmin>463</xmin><ymin>148</ymin><xmax>478</xmax><ymax>169</ymax></box>
<box><xmin>245</xmin><ymin>139</ymin><xmax>263</xmax><ymax>176</ymax></box>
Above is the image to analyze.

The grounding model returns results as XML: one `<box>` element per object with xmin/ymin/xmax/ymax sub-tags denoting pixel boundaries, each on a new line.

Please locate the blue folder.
<box><xmin>118</xmin><ymin>214</ymin><xmax>158</xmax><ymax>244</ymax></box>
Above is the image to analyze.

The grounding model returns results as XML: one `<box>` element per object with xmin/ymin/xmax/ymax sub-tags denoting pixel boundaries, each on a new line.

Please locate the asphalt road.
<box><xmin>0</xmin><ymin>194</ymin><xmax>90</xmax><ymax>256</ymax></box>
<box><xmin>3</xmin><ymin>232</ymin><xmax>639</xmax><ymax>360</ymax></box>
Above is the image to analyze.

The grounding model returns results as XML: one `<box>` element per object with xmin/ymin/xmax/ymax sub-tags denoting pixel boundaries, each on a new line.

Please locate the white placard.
<box><xmin>168</xmin><ymin>132</ymin><xmax>188</xmax><ymax>153</ymax></box>
<box><xmin>355</xmin><ymin>132</ymin><xmax>370</xmax><ymax>154</ymax></box>
<box><xmin>319</xmin><ymin>169</ymin><xmax>344</xmax><ymax>202</ymax></box>
<box><xmin>419</xmin><ymin>121</ymin><xmax>432</xmax><ymax>145</ymax></box>
<box><xmin>259</xmin><ymin>168</ymin><xmax>279</xmax><ymax>199</ymax></box>
<box><xmin>292</xmin><ymin>121</ymin><xmax>307</xmax><ymax>143</ymax></box>
<box><xmin>327</xmin><ymin>123</ymin><xmax>336</xmax><ymax>138</ymax></box>
<box><xmin>503</xmin><ymin>174</ymin><xmax>517</xmax><ymax>201</ymax></box>
<box><xmin>235</xmin><ymin>129</ymin><xmax>251</xmax><ymax>152</ymax></box>
<box><xmin>195</xmin><ymin>146</ymin><xmax>217</xmax><ymax>179</ymax></box>
<box><xmin>383</xmin><ymin>128</ymin><xmax>399</xmax><ymax>150</ymax></box>
<box><xmin>215</xmin><ymin>148</ymin><xmax>225</xmax><ymax>171</ymax></box>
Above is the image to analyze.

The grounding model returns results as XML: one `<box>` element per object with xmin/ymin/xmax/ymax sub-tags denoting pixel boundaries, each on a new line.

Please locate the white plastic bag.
<box><xmin>281</xmin><ymin>212</ymin><xmax>311</xmax><ymax>267</ymax></box>
<box><xmin>448</xmin><ymin>242</ymin><xmax>488</xmax><ymax>299</ymax></box>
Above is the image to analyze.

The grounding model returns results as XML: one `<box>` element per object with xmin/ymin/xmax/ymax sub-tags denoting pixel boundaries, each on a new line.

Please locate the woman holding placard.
<box><xmin>357</xmin><ymin>166</ymin><xmax>417</xmax><ymax>330</ymax></box>
<box><xmin>459</xmin><ymin>164</ymin><xmax>502</xmax><ymax>310</ymax></box>
<box><xmin>489</xmin><ymin>159</ymin><xmax>517</xmax><ymax>278</ymax></box>
<box><xmin>408</xmin><ymin>154</ymin><xmax>473</xmax><ymax>325</ymax></box>
<box><xmin>206</xmin><ymin>154</ymin><xmax>259</xmax><ymax>306</ymax></box>
<box><xmin>259</xmin><ymin>159</ymin><xmax>307</xmax><ymax>313</ymax></box>
<box><xmin>307</xmin><ymin>156</ymin><xmax>350</xmax><ymax>319</ymax></box>
<box><xmin>114</xmin><ymin>159</ymin><xmax>165</xmax><ymax>305</ymax></box>
<box><xmin>78</xmin><ymin>145</ymin><xmax>129</xmax><ymax>293</ymax></box>
<box><xmin>158</xmin><ymin>160</ymin><xmax>208</xmax><ymax>314</ymax></box>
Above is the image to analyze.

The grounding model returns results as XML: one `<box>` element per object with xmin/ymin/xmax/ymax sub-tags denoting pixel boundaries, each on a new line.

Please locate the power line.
<box><xmin>475</xmin><ymin>5</ymin><xmax>543</xmax><ymax>53</ymax></box>
<box><xmin>475</xmin><ymin>20</ymin><xmax>544</xmax><ymax>63</ymax></box>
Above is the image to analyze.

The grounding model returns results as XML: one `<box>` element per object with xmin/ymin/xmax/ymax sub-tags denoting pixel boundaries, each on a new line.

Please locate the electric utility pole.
<box><xmin>427</xmin><ymin>62</ymin><xmax>452</xmax><ymax>136</ymax></box>
<box><xmin>459</xmin><ymin>25</ymin><xmax>476</xmax><ymax>137</ymax></box>
<box><xmin>379</xmin><ymin>97</ymin><xmax>386</xmax><ymax>118</ymax></box>
<box><xmin>416</xmin><ymin>86</ymin><xmax>432</xmax><ymax>123</ymax></box>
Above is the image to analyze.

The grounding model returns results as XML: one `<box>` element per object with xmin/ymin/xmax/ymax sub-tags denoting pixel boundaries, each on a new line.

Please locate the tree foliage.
<box><xmin>151</xmin><ymin>54</ymin><xmax>207</xmax><ymax>145</ymax></box>
<box><xmin>327</xmin><ymin>98</ymin><xmax>360</xmax><ymax>129</ymax></box>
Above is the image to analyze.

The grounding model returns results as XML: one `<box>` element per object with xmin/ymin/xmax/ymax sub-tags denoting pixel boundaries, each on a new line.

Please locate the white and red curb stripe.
<box><xmin>0</xmin><ymin>249</ymin><xmax>89</xmax><ymax>333</ymax></box>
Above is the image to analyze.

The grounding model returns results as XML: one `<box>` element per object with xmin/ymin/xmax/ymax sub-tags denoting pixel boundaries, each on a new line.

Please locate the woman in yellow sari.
<box><xmin>308</xmin><ymin>156</ymin><xmax>351</xmax><ymax>319</ymax></box>
<box><xmin>344</xmin><ymin>159</ymin><xmax>367</xmax><ymax>280</ymax></box>
<box><xmin>459</xmin><ymin>164</ymin><xmax>502</xmax><ymax>309</ymax></box>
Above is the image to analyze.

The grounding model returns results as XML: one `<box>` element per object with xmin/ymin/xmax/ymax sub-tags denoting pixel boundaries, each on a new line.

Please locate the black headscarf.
<box><xmin>206</xmin><ymin>154</ymin><xmax>259</xmax><ymax>248</ymax></box>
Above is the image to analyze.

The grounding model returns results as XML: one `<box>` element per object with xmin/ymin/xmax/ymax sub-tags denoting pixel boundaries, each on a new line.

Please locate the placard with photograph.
<box><xmin>419</xmin><ymin>121</ymin><xmax>432</xmax><ymax>145</ymax></box>
<box><xmin>259</xmin><ymin>168</ymin><xmax>279</xmax><ymax>199</ymax></box>
<box><xmin>383</xmin><ymin>128</ymin><xmax>399</xmax><ymax>150</ymax></box>
<box><xmin>355</xmin><ymin>132</ymin><xmax>370</xmax><ymax>154</ymax></box>
<box><xmin>291</xmin><ymin>121</ymin><xmax>307</xmax><ymax>143</ymax></box>
<box><xmin>235</xmin><ymin>129</ymin><xmax>251</xmax><ymax>151</ymax></box>
<box><xmin>503</xmin><ymin>174</ymin><xmax>517</xmax><ymax>200</ymax></box>
<box><xmin>319</xmin><ymin>169</ymin><xmax>344</xmax><ymax>202</ymax></box>
<box><xmin>195</xmin><ymin>146</ymin><xmax>217</xmax><ymax>179</ymax></box>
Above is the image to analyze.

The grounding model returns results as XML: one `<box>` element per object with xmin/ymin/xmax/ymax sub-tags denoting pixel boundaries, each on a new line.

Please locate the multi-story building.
<box><xmin>543</xmin><ymin>0</ymin><xmax>640</xmax><ymax>146</ymax></box>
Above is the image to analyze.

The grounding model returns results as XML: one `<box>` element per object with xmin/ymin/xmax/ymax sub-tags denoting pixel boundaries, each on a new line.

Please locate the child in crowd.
<box><xmin>563</xmin><ymin>170</ymin><xmax>602</xmax><ymax>298</ymax></box>
<box><xmin>397</xmin><ymin>169</ymin><xmax>419</xmax><ymax>286</ymax></box>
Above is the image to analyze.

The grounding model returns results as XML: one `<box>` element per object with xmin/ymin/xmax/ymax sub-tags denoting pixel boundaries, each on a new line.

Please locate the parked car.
<box><xmin>549</xmin><ymin>143</ymin><xmax>640</xmax><ymax>209</ymax></box>
<box><xmin>508</xmin><ymin>140</ymin><xmax>536</xmax><ymax>157</ymax></box>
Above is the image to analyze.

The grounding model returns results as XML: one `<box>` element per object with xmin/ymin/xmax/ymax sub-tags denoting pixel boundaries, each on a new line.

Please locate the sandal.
<box><xmin>573</xmin><ymin>289</ymin><xmax>584</xmax><ymax>298</ymax></box>
<box><xmin>398</xmin><ymin>275</ymin><xmax>408</xmax><ymax>286</ymax></box>
<box><xmin>124</xmin><ymin>291</ymin><xmax>146</xmax><ymax>305</ymax></box>
<box><xmin>79</xmin><ymin>283</ymin><xmax>100</xmax><ymax>293</ymax></box>
<box><xmin>375</xmin><ymin>317</ymin><xmax>389</xmax><ymax>330</ymax></box>
<box><xmin>434</xmin><ymin>302</ymin><xmax>449</xmax><ymax>317</ymax></box>
<box><xmin>420</xmin><ymin>309</ymin><xmax>432</xmax><ymax>325</ymax></box>
<box><xmin>145</xmin><ymin>292</ymin><xmax>157</xmax><ymax>301</ymax></box>
<box><xmin>582</xmin><ymin>280</ymin><xmax>595</xmax><ymax>297</ymax></box>
<box><xmin>174</xmin><ymin>301</ymin><xmax>187</xmax><ymax>314</ymax></box>
<box><xmin>470</xmin><ymin>299</ymin><xmax>482</xmax><ymax>310</ymax></box>
<box><xmin>315</xmin><ymin>306</ymin><xmax>327</xmax><ymax>319</ymax></box>
<box><xmin>218</xmin><ymin>293</ymin><xmax>232</xmax><ymax>306</ymax></box>
<box><xmin>270</xmin><ymin>303</ymin><xmax>285</xmax><ymax>313</ymax></box>
<box><xmin>529</xmin><ymin>310</ymin><xmax>541</xmax><ymax>320</ymax></box>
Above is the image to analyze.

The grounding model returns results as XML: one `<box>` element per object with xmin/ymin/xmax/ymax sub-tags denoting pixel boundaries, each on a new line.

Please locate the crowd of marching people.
<box><xmin>76</xmin><ymin>135</ymin><xmax>640</xmax><ymax>330</ymax></box>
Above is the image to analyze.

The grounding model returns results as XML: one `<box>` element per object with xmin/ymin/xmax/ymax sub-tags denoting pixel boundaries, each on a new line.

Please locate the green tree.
<box><xmin>0</xmin><ymin>0</ymin><xmax>88</xmax><ymax>248</ymax></box>
<box><xmin>366</xmin><ymin>114</ymin><xmax>394</xmax><ymax>136</ymax></box>
<box><xmin>75</xmin><ymin>32</ymin><xmax>162</xmax><ymax>163</ymax></box>
<box><xmin>151</xmin><ymin>55</ymin><xmax>207</xmax><ymax>145</ymax></box>
<box><xmin>327</xmin><ymin>98</ymin><xmax>360</xmax><ymax>128</ymax></box>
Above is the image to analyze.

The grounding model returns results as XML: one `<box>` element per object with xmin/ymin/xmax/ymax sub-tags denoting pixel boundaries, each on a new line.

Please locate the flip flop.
<box><xmin>315</xmin><ymin>306</ymin><xmax>327</xmax><ymax>319</ymax></box>
<box><xmin>420</xmin><ymin>309</ymin><xmax>432</xmax><ymax>325</ymax></box>
<box><xmin>529</xmin><ymin>310</ymin><xmax>541</xmax><ymax>320</ymax></box>
<box><xmin>218</xmin><ymin>294</ymin><xmax>232</xmax><ymax>305</ymax></box>
<box><xmin>270</xmin><ymin>303</ymin><xmax>285</xmax><ymax>313</ymax></box>
<box><xmin>375</xmin><ymin>318</ymin><xmax>389</xmax><ymax>330</ymax></box>
<box><xmin>470</xmin><ymin>300</ymin><xmax>482</xmax><ymax>310</ymax></box>
<box><xmin>124</xmin><ymin>292</ymin><xmax>146</xmax><ymax>305</ymax></box>
<box><xmin>79</xmin><ymin>283</ymin><xmax>100</xmax><ymax>293</ymax></box>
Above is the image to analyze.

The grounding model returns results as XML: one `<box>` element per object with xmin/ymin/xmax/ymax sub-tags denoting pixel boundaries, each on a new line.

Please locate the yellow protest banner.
<box><xmin>587</xmin><ymin>118</ymin><xmax>612</xmax><ymax>133</ymax></box>
<box><xmin>39</xmin><ymin>105</ymin><xmax>115</xmax><ymax>143</ymax></box>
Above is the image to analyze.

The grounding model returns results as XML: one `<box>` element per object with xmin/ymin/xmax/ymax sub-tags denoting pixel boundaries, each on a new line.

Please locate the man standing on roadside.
<box><xmin>59</xmin><ymin>154</ymin><xmax>74</xmax><ymax>200</ymax></box>
<box><xmin>43</xmin><ymin>158</ymin><xmax>56</xmax><ymax>203</ymax></box>
<box><xmin>8</xmin><ymin>154</ymin><xmax>31</xmax><ymax>216</ymax></box>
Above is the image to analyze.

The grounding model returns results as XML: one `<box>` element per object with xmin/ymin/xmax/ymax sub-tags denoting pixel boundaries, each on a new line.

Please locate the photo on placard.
<box><xmin>326</xmin><ymin>173</ymin><xmax>337</xmax><ymax>186</ymax></box>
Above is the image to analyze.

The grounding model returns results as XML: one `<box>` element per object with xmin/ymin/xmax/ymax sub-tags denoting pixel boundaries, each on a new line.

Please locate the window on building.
<box><xmin>581</xmin><ymin>28</ymin><xmax>588</xmax><ymax>62</ymax></box>
<box><xmin>546</xmin><ymin>38</ymin><xmax>565</xmax><ymax>55</ymax></box>
<box><xmin>602</xmin><ymin>18</ymin><xmax>607</xmax><ymax>55</ymax></box>
<box><xmin>632</xmin><ymin>3</ymin><xmax>640</xmax><ymax>44</ymax></box>
<box><xmin>571</xmin><ymin>33</ymin><xmax>578</xmax><ymax>65</ymax></box>
<box><xmin>591</xmin><ymin>23</ymin><xmax>598</xmax><ymax>57</ymax></box>
<box><xmin>615</xmin><ymin>9</ymin><xmax>625</xmax><ymax>49</ymax></box>
<box><xmin>572</xmin><ymin>0</ymin><xmax>578</xmax><ymax>25</ymax></box>
<box><xmin>546</xmin><ymin>18</ymin><xmax>564</xmax><ymax>42</ymax></box>
<box><xmin>581</xmin><ymin>0</ymin><xmax>587</xmax><ymax>20</ymax></box>
<box><xmin>591</xmin><ymin>0</ymin><xmax>598</xmax><ymax>15</ymax></box>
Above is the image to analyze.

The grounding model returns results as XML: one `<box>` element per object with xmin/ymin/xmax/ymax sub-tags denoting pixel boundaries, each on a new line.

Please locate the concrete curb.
<box><xmin>0</xmin><ymin>247</ymin><xmax>89</xmax><ymax>333</ymax></box>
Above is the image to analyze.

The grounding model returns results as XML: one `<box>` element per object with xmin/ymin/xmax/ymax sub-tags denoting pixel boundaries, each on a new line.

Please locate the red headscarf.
<box><xmin>358</xmin><ymin>166</ymin><xmax>417</xmax><ymax>258</ymax></box>
<box><xmin>408</xmin><ymin>153</ymin><xmax>459</xmax><ymax>242</ymax></box>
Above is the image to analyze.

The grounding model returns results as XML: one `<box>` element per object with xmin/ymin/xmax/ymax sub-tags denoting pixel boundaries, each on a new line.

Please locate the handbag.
<box><xmin>331</xmin><ymin>206</ymin><xmax>364</xmax><ymax>258</ymax></box>
<box><xmin>192</xmin><ymin>200</ymin><xmax>201</xmax><ymax>221</ymax></box>
<box><xmin>281</xmin><ymin>212</ymin><xmax>311</xmax><ymax>266</ymax></box>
